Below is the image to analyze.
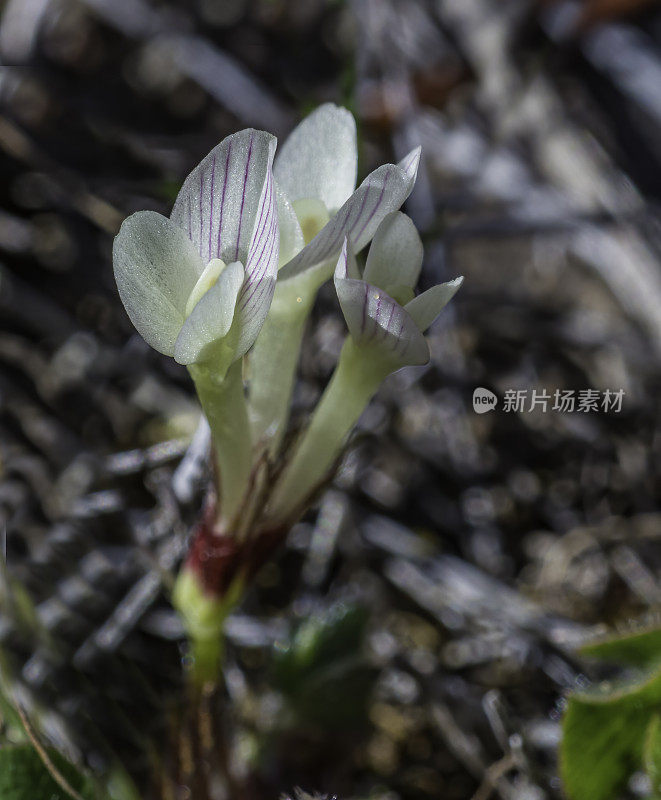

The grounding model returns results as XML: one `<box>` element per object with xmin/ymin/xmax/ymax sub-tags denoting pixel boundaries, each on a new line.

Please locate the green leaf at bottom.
<box><xmin>0</xmin><ymin>745</ymin><xmax>97</xmax><ymax>800</ymax></box>
<box><xmin>644</xmin><ymin>714</ymin><xmax>661</xmax><ymax>797</ymax></box>
<box><xmin>561</xmin><ymin>667</ymin><xmax>661</xmax><ymax>800</ymax></box>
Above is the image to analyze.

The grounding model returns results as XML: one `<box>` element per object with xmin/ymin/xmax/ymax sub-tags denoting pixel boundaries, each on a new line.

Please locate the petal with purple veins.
<box><xmin>334</xmin><ymin>240</ymin><xmax>429</xmax><ymax>367</ymax></box>
<box><xmin>334</xmin><ymin>237</ymin><xmax>361</xmax><ymax>281</ymax></box>
<box><xmin>171</xmin><ymin>129</ymin><xmax>277</xmax><ymax>269</ymax></box>
<box><xmin>279</xmin><ymin>147</ymin><xmax>421</xmax><ymax>282</ymax></box>
<box><xmin>235</xmin><ymin>160</ymin><xmax>279</xmax><ymax>357</ymax></box>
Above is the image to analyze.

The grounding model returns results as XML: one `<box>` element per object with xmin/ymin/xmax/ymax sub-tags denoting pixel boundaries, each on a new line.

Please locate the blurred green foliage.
<box><xmin>0</xmin><ymin>745</ymin><xmax>98</xmax><ymax>800</ymax></box>
<box><xmin>562</xmin><ymin>621</ymin><xmax>661</xmax><ymax>800</ymax></box>
<box><xmin>644</xmin><ymin>714</ymin><xmax>661</xmax><ymax>798</ymax></box>
<box><xmin>272</xmin><ymin>602</ymin><xmax>376</xmax><ymax>729</ymax></box>
<box><xmin>581</xmin><ymin>624</ymin><xmax>661</xmax><ymax>669</ymax></box>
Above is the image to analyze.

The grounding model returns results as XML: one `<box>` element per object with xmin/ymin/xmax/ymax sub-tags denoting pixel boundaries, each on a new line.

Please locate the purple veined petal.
<box><xmin>173</xmin><ymin>261</ymin><xmax>245</xmax><ymax>366</ymax></box>
<box><xmin>274</xmin><ymin>103</ymin><xmax>357</xmax><ymax>214</ymax></box>
<box><xmin>234</xmin><ymin>155</ymin><xmax>279</xmax><ymax>357</ymax></box>
<box><xmin>335</xmin><ymin>238</ymin><xmax>361</xmax><ymax>281</ymax></box>
<box><xmin>113</xmin><ymin>210</ymin><xmax>204</xmax><ymax>357</ymax></box>
<box><xmin>363</xmin><ymin>211</ymin><xmax>423</xmax><ymax>291</ymax></box>
<box><xmin>399</xmin><ymin>146</ymin><xmax>421</xmax><ymax>183</ymax></box>
<box><xmin>405</xmin><ymin>277</ymin><xmax>464</xmax><ymax>331</ymax></box>
<box><xmin>279</xmin><ymin>146</ymin><xmax>422</xmax><ymax>282</ymax></box>
<box><xmin>334</xmin><ymin>239</ymin><xmax>429</xmax><ymax>366</ymax></box>
<box><xmin>171</xmin><ymin>129</ymin><xmax>277</xmax><ymax>268</ymax></box>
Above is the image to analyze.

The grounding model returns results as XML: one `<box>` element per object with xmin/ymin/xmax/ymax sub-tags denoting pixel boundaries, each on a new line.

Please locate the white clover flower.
<box><xmin>275</xmin><ymin>103</ymin><xmax>421</xmax><ymax>281</ymax></box>
<box><xmin>334</xmin><ymin>211</ymin><xmax>463</xmax><ymax>369</ymax></box>
<box><xmin>267</xmin><ymin>212</ymin><xmax>463</xmax><ymax>523</ymax></box>
<box><xmin>113</xmin><ymin>129</ymin><xmax>278</xmax><ymax>371</ymax></box>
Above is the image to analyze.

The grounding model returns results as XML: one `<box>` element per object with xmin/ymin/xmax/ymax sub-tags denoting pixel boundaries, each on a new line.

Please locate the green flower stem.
<box><xmin>267</xmin><ymin>338</ymin><xmax>392</xmax><ymax>522</ymax></box>
<box><xmin>189</xmin><ymin>359</ymin><xmax>252</xmax><ymax>528</ymax></box>
<box><xmin>172</xmin><ymin>566</ymin><xmax>245</xmax><ymax>688</ymax></box>
<box><xmin>248</xmin><ymin>280</ymin><xmax>313</xmax><ymax>455</ymax></box>
<box><xmin>190</xmin><ymin>627</ymin><xmax>225</xmax><ymax>688</ymax></box>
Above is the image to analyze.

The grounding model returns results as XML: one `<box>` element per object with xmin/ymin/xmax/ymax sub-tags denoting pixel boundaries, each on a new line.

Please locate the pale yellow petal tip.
<box><xmin>185</xmin><ymin>258</ymin><xmax>227</xmax><ymax>317</ymax></box>
<box><xmin>292</xmin><ymin>197</ymin><xmax>330</xmax><ymax>245</ymax></box>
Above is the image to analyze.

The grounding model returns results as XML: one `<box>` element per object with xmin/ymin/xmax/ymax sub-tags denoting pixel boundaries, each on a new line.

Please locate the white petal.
<box><xmin>173</xmin><ymin>261</ymin><xmax>245</xmax><ymax>365</ymax></box>
<box><xmin>275</xmin><ymin>182</ymin><xmax>304</xmax><ymax>268</ymax></box>
<box><xmin>334</xmin><ymin>241</ymin><xmax>429</xmax><ymax>366</ymax></box>
<box><xmin>279</xmin><ymin>146</ymin><xmax>422</xmax><ymax>282</ymax></box>
<box><xmin>113</xmin><ymin>210</ymin><xmax>203</xmax><ymax>356</ymax></box>
<box><xmin>334</xmin><ymin>237</ymin><xmax>361</xmax><ymax>281</ymax></box>
<box><xmin>185</xmin><ymin>258</ymin><xmax>226</xmax><ymax>317</ymax></box>
<box><xmin>235</xmin><ymin>150</ymin><xmax>279</xmax><ymax>357</ymax></box>
<box><xmin>171</xmin><ymin>129</ymin><xmax>277</xmax><ymax>267</ymax></box>
<box><xmin>274</xmin><ymin>103</ymin><xmax>357</xmax><ymax>213</ymax></box>
<box><xmin>363</xmin><ymin>212</ymin><xmax>423</xmax><ymax>291</ymax></box>
<box><xmin>400</xmin><ymin>145</ymin><xmax>422</xmax><ymax>183</ymax></box>
<box><xmin>405</xmin><ymin>277</ymin><xmax>464</xmax><ymax>331</ymax></box>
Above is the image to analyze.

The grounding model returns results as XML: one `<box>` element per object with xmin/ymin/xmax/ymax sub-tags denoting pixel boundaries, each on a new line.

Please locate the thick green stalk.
<box><xmin>248</xmin><ymin>280</ymin><xmax>313</xmax><ymax>455</ymax></box>
<box><xmin>172</xmin><ymin>566</ymin><xmax>245</xmax><ymax>688</ymax></box>
<box><xmin>267</xmin><ymin>338</ymin><xmax>391</xmax><ymax>522</ymax></box>
<box><xmin>189</xmin><ymin>359</ymin><xmax>252</xmax><ymax>528</ymax></box>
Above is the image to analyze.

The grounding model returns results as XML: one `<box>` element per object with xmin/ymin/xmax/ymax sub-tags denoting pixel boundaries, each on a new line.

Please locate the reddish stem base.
<box><xmin>185</xmin><ymin>501</ymin><xmax>288</xmax><ymax>600</ymax></box>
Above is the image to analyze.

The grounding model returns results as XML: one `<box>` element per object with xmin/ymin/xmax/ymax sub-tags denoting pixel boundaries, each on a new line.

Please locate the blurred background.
<box><xmin>1</xmin><ymin>0</ymin><xmax>661</xmax><ymax>798</ymax></box>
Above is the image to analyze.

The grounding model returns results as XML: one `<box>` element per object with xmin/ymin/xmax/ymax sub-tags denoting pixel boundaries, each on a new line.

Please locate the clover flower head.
<box><xmin>334</xmin><ymin>212</ymin><xmax>463</xmax><ymax>367</ymax></box>
<box><xmin>113</xmin><ymin>129</ymin><xmax>278</xmax><ymax>371</ymax></box>
<box><xmin>109</xmin><ymin>107</ymin><xmax>464</xmax><ymax>689</ymax></box>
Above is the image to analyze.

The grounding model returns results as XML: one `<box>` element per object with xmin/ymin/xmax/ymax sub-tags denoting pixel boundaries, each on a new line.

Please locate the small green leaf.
<box><xmin>272</xmin><ymin>603</ymin><xmax>375</xmax><ymax>729</ymax></box>
<box><xmin>581</xmin><ymin>623</ymin><xmax>661</xmax><ymax>669</ymax></box>
<box><xmin>563</xmin><ymin>619</ymin><xmax>661</xmax><ymax>799</ymax></box>
<box><xmin>561</xmin><ymin>700</ymin><xmax>647</xmax><ymax>800</ymax></box>
<box><xmin>0</xmin><ymin>745</ymin><xmax>98</xmax><ymax>800</ymax></box>
<box><xmin>0</xmin><ymin>691</ymin><xmax>25</xmax><ymax>743</ymax></box>
<box><xmin>561</xmin><ymin>667</ymin><xmax>661</xmax><ymax>800</ymax></box>
<box><xmin>273</xmin><ymin>603</ymin><xmax>369</xmax><ymax>692</ymax></box>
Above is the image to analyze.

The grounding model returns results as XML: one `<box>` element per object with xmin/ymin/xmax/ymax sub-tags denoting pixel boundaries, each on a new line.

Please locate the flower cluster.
<box><xmin>112</xmin><ymin>104</ymin><xmax>463</xmax><ymax>684</ymax></box>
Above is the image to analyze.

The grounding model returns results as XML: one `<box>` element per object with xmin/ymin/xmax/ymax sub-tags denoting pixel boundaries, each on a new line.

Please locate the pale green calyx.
<box><xmin>113</xmin><ymin>128</ymin><xmax>279</xmax><ymax>369</ymax></box>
